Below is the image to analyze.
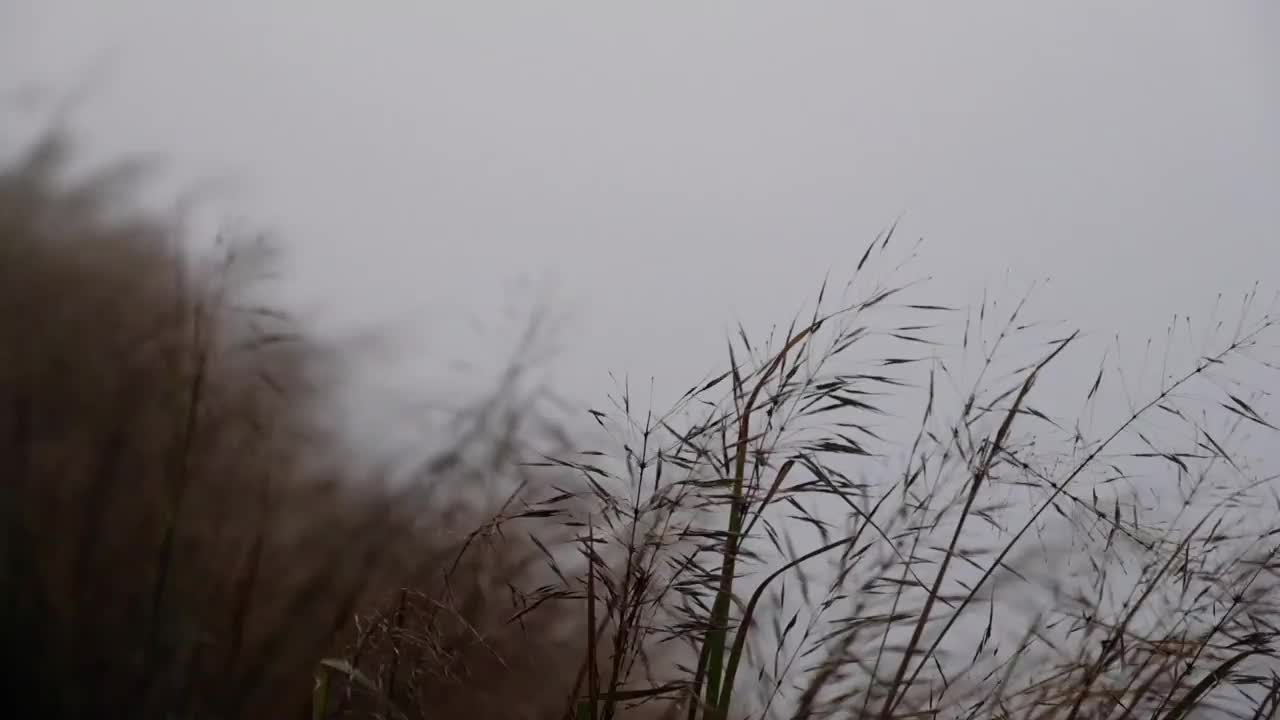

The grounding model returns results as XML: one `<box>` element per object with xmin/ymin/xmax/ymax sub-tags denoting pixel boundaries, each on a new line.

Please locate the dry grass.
<box><xmin>0</xmin><ymin>131</ymin><xmax>657</xmax><ymax>720</ymax></box>
<box><xmin>2</xmin><ymin>130</ymin><xmax>1278</xmax><ymax>720</ymax></box>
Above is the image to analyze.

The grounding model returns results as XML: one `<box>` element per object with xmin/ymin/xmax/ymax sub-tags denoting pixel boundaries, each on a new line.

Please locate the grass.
<box><xmin>2</xmin><ymin>129</ymin><xmax>1279</xmax><ymax>720</ymax></box>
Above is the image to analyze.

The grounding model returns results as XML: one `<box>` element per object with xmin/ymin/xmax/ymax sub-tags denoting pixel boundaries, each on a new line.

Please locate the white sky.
<box><xmin>3</xmin><ymin>1</ymin><xmax>1277</xmax><ymax>426</ymax></box>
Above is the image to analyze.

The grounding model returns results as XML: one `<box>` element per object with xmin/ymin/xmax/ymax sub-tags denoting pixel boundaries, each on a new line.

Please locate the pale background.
<box><xmin>3</xmin><ymin>1</ymin><xmax>1277</xmax><ymax>438</ymax></box>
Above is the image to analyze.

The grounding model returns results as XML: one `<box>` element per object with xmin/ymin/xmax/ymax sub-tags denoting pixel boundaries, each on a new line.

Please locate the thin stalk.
<box><xmin>703</xmin><ymin>323</ymin><xmax>819</xmax><ymax>719</ymax></box>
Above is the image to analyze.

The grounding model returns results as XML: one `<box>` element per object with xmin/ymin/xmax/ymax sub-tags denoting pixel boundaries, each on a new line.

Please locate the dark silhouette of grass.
<box><xmin>504</xmin><ymin>240</ymin><xmax>1280</xmax><ymax>719</ymax></box>
<box><xmin>3</xmin><ymin>128</ymin><xmax>1278</xmax><ymax>720</ymax></box>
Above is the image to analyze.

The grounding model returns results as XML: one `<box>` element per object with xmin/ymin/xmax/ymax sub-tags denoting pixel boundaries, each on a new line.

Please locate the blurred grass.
<box><xmin>2</xmin><ymin>130</ymin><xmax>1279</xmax><ymax>720</ymax></box>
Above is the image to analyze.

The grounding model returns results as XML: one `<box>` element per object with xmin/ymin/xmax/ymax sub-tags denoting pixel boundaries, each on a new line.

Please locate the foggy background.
<box><xmin>3</xmin><ymin>1</ymin><xmax>1277</xmax><ymax>430</ymax></box>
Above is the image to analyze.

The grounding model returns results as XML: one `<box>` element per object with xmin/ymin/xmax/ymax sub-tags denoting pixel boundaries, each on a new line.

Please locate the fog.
<box><xmin>4</xmin><ymin>0</ymin><xmax>1277</xmax><ymax>424</ymax></box>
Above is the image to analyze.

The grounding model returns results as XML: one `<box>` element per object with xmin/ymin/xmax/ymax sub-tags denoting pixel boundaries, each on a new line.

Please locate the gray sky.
<box><xmin>3</xmin><ymin>1</ymin><xmax>1278</xmax><ymax>422</ymax></box>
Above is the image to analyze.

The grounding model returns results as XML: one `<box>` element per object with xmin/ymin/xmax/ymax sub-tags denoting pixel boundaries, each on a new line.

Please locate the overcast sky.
<box><xmin>3</xmin><ymin>1</ymin><xmax>1277</xmax><ymax>428</ymax></box>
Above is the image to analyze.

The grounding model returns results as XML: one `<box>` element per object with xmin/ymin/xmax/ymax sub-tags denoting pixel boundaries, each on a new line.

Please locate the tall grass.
<box><xmin>0</xmin><ymin>130</ymin><xmax>602</xmax><ymax>719</ymax></box>
<box><xmin>3</xmin><ymin>130</ymin><xmax>1278</xmax><ymax>719</ymax></box>
<box><xmin>472</xmin><ymin>244</ymin><xmax>1280</xmax><ymax>719</ymax></box>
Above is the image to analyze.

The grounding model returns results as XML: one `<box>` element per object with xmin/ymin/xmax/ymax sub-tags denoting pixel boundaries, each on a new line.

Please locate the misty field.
<box><xmin>3</xmin><ymin>131</ymin><xmax>1279</xmax><ymax>720</ymax></box>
